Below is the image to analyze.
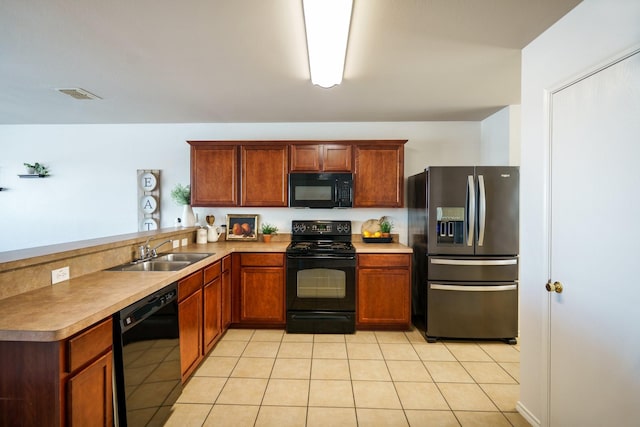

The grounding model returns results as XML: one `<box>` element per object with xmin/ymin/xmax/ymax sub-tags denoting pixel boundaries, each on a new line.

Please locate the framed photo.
<box><xmin>226</xmin><ymin>214</ymin><xmax>259</xmax><ymax>241</ymax></box>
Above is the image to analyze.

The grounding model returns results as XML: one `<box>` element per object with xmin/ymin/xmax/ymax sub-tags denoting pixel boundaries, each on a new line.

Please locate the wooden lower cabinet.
<box><xmin>221</xmin><ymin>255</ymin><xmax>232</xmax><ymax>329</ymax></box>
<box><xmin>203</xmin><ymin>261</ymin><xmax>222</xmax><ymax>354</ymax></box>
<box><xmin>232</xmin><ymin>253</ymin><xmax>285</xmax><ymax>327</ymax></box>
<box><xmin>178</xmin><ymin>270</ymin><xmax>204</xmax><ymax>380</ymax></box>
<box><xmin>357</xmin><ymin>254</ymin><xmax>411</xmax><ymax>330</ymax></box>
<box><xmin>66</xmin><ymin>351</ymin><xmax>113</xmax><ymax>427</ymax></box>
<box><xmin>0</xmin><ymin>317</ymin><xmax>113</xmax><ymax>427</ymax></box>
<box><xmin>179</xmin><ymin>257</ymin><xmax>233</xmax><ymax>381</ymax></box>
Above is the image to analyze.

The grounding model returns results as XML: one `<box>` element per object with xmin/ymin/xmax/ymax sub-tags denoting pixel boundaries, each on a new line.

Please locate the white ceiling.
<box><xmin>0</xmin><ymin>0</ymin><xmax>581</xmax><ymax>124</ymax></box>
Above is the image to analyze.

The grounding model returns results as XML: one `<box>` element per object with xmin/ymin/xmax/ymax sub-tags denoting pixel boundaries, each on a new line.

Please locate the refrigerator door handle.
<box><xmin>430</xmin><ymin>258</ymin><xmax>517</xmax><ymax>266</ymax></box>
<box><xmin>430</xmin><ymin>283</ymin><xmax>517</xmax><ymax>292</ymax></box>
<box><xmin>467</xmin><ymin>175</ymin><xmax>475</xmax><ymax>247</ymax></box>
<box><xmin>478</xmin><ymin>174</ymin><xmax>486</xmax><ymax>246</ymax></box>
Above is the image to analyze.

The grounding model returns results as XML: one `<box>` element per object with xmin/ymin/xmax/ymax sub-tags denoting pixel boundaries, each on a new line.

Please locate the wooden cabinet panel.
<box><xmin>354</xmin><ymin>144</ymin><xmax>404</xmax><ymax>207</ymax></box>
<box><xmin>221</xmin><ymin>256</ymin><xmax>232</xmax><ymax>329</ymax></box>
<box><xmin>240</xmin><ymin>253</ymin><xmax>284</xmax><ymax>267</ymax></box>
<box><xmin>179</xmin><ymin>289</ymin><xmax>203</xmax><ymax>379</ymax></box>
<box><xmin>240</xmin><ymin>267</ymin><xmax>285</xmax><ymax>324</ymax></box>
<box><xmin>204</xmin><ymin>260</ymin><xmax>221</xmax><ymax>283</ymax></box>
<box><xmin>290</xmin><ymin>145</ymin><xmax>322</xmax><ymax>171</ymax></box>
<box><xmin>66</xmin><ymin>351</ymin><xmax>113</xmax><ymax>427</ymax></box>
<box><xmin>357</xmin><ymin>253</ymin><xmax>411</xmax><ymax>329</ymax></box>
<box><xmin>358</xmin><ymin>254</ymin><xmax>410</xmax><ymax>268</ymax></box>
<box><xmin>241</xmin><ymin>145</ymin><xmax>288</xmax><ymax>207</ymax></box>
<box><xmin>0</xmin><ymin>316</ymin><xmax>113</xmax><ymax>426</ymax></box>
<box><xmin>189</xmin><ymin>144</ymin><xmax>238</xmax><ymax>207</ymax></box>
<box><xmin>66</xmin><ymin>318</ymin><xmax>112</xmax><ymax>373</ymax></box>
<box><xmin>203</xmin><ymin>276</ymin><xmax>222</xmax><ymax>354</ymax></box>
<box><xmin>290</xmin><ymin>144</ymin><xmax>352</xmax><ymax>172</ymax></box>
<box><xmin>178</xmin><ymin>270</ymin><xmax>203</xmax><ymax>302</ymax></box>
<box><xmin>323</xmin><ymin>144</ymin><xmax>352</xmax><ymax>171</ymax></box>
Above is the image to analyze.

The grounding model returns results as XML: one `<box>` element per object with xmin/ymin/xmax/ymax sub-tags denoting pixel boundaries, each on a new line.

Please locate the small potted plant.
<box><xmin>170</xmin><ymin>183</ymin><xmax>195</xmax><ymax>227</ymax></box>
<box><xmin>23</xmin><ymin>162</ymin><xmax>49</xmax><ymax>176</ymax></box>
<box><xmin>379</xmin><ymin>218</ymin><xmax>393</xmax><ymax>238</ymax></box>
<box><xmin>261</xmin><ymin>223</ymin><xmax>278</xmax><ymax>243</ymax></box>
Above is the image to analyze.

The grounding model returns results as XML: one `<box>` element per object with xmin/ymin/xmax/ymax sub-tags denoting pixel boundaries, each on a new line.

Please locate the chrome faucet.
<box><xmin>137</xmin><ymin>238</ymin><xmax>172</xmax><ymax>261</ymax></box>
<box><xmin>150</xmin><ymin>239</ymin><xmax>173</xmax><ymax>257</ymax></box>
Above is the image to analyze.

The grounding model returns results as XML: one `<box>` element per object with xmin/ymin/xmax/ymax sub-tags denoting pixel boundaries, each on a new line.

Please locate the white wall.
<box><xmin>519</xmin><ymin>0</ymin><xmax>640</xmax><ymax>425</ymax></box>
<box><xmin>0</xmin><ymin>121</ymin><xmax>480</xmax><ymax>252</ymax></box>
<box><xmin>480</xmin><ymin>105</ymin><xmax>520</xmax><ymax>166</ymax></box>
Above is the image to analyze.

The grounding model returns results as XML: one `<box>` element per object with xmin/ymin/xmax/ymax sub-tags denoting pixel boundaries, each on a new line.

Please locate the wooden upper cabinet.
<box><xmin>188</xmin><ymin>140</ymin><xmax>404</xmax><ymax>208</ymax></box>
<box><xmin>241</xmin><ymin>145</ymin><xmax>288</xmax><ymax>207</ymax></box>
<box><xmin>189</xmin><ymin>142</ymin><xmax>238</xmax><ymax>207</ymax></box>
<box><xmin>290</xmin><ymin>144</ymin><xmax>352</xmax><ymax>172</ymax></box>
<box><xmin>354</xmin><ymin>142</ymin><xmax>405</xmax><ymax>207</ymax></box>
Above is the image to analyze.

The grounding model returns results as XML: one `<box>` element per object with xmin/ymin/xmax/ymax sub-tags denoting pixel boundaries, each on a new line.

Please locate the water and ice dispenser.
<box><xmin>436</xmin><ymin>207</ymin><xmax>465</xmax><ymax>245</ymax></box>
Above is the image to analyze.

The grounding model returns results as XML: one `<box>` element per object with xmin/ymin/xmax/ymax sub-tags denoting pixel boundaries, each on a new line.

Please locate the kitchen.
<box><xmin>1</xmin><ymin>1</ymin><xmax>639</xmax><ymax>426</ymax></box>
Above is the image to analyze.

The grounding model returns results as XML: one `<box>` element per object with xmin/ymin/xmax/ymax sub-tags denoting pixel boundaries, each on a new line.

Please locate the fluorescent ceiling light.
<box><xmin>303</xmin><ymin>0</ymin><xmax>353</xmax><ymax>88</ymax></box>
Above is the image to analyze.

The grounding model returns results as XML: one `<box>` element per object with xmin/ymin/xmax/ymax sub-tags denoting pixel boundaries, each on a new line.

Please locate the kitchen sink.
<box><xmin>105</xmin><ymin>253</ymin><xmax>215</xmax><ymax>272</ymax></box>
<box><xmin>155</xmin><ymin>253</ymin><xmax>214</xmax><ymax>263</ymax></box>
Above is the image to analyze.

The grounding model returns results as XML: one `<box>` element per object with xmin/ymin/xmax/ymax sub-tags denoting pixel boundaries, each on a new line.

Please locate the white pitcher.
<box><xmin>207</xmin><ymin>225</ymin><xmax>220</xmax><ymax>242</ymax></box>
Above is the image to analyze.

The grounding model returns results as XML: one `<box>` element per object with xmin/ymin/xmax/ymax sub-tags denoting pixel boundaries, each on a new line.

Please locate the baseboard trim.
<box><xmin>516</xmin><ymin>401</ymin><xmax>541</xmax><ymax>427</ymax></box>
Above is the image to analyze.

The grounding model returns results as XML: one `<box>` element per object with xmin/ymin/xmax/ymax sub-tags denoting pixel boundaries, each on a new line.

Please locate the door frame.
<box><xmin>540</xmin><ymin>44</ymin><xmax>640</xmax><ymax>427</ymax></box>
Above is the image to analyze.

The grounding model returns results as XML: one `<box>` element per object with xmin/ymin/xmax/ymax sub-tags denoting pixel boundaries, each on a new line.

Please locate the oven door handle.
<box><xmin>289</xmin><ymin>313</ymin><xmax>353</xmax><ymax>320</ymax></box>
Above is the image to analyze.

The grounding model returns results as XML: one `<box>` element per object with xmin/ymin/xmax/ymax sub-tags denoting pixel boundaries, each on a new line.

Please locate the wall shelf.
<box><xmin>18</xmin><ymin>174</ymin><xmax>49</xmax><ymax>178</ymax></box>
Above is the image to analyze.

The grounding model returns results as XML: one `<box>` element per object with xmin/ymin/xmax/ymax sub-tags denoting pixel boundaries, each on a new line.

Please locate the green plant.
<box><xmin>379</xmin><ymin>218</ymin><xmax>393</xmax><ymax>233</ymax></box>
<box><xmin>24</xmin><ymin>162</ymin><xmax>49</xmax><ymax>176</ymax></box>
<box><xmin>170</xmin><ymin>183</ymin><xmax>191</xmax><ymax>205</ymax></box>
<box><xmin>261</xmin><ymin>223</ymin><xmax>278</xmax><ymax>235</ymax></box>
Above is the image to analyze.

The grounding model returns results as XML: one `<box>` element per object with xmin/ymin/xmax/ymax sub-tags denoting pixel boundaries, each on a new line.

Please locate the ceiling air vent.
<box><xmin>56</xmin><ymin>88</ymin><xmax>102</xmax><ymax>100</ymax></box>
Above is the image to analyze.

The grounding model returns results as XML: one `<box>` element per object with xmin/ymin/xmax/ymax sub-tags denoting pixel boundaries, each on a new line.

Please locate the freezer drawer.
<box><xmin>426</xmin><ymin>281</ymin><xmax>518</xmax><ymax>341</ymax></box>
<box><xmin>427</xmin><ymin>256</ymin><xmax>518</xmax><ymax>282</ymax></box>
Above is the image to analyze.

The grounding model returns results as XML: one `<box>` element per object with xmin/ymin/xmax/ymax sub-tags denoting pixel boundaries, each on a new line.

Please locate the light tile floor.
<box><xmin>165</xmin><ymin>328</ymin><xmax>529</xmax><ymax>427</ymax></box>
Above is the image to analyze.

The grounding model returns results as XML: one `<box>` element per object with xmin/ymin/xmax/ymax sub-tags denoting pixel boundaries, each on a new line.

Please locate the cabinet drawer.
<box><xmin>179</xmin><ymin>270</ymin><xmax>203</xmax><ymax>301</ymax></box>
<box><xmin>358</xmin><ymin>254</ymin><xmax>410</xmax><ymax>268</ymax></box>
<box><xmin>204</xmin><ymin>260</ymin><xmax>221</xmax><ymax>283</ymax></box>
<box><xmin>67</xmin><ymin>317</ymin><xmax>113</xmax><ymax>373</ymax></box>
<box><xmin>222</xmin><ymin>255</ymin><xmax>231</xmax><ymax>272</ymax></box>
<box><xmin>241</xmin><ymin>253</ymin><xmax>284</xmax><ymax>267</ymax></box>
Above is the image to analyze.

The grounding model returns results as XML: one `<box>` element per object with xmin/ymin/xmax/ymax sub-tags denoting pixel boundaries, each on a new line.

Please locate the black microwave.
<box><xmin>289</xmin><ymin>173</ymin><xmax>353</xmax><ymax>208</ymax></box>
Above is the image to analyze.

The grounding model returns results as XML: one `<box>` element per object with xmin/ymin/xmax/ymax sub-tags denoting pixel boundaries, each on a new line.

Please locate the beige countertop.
<box><xmin>0</xmin><ymin>240</ymin><xmax>411</xmax><ymax>342</ymax></box>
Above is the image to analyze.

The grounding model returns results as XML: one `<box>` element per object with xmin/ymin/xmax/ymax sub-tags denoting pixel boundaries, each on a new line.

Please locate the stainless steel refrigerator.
<box><xmin>408</xmin><ymin>166</ymin><xmax>519</xmax><ymax>343</ymax></box>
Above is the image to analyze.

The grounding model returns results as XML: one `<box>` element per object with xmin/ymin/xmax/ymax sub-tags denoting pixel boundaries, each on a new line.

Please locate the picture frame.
<box><xmin>226</xmin><ymin>214</ymin><xmax>259</xmax><ymax>241</ymax></box>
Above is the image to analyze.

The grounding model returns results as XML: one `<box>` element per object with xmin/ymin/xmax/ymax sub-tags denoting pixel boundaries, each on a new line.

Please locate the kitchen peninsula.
<box><xmin>0</xmin><ymin>228</ymin><xmax>411</xmax><ymax>426</ymax></box>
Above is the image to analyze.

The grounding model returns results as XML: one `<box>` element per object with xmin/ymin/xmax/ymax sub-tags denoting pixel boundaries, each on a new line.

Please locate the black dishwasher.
<box><xmin>113</xmin><ymin>282</ymin><xmax>181</xmax><ymax>426</ymax></box>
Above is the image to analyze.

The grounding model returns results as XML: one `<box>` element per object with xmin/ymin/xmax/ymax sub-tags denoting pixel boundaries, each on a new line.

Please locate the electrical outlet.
<box><xmin>181</xmin><ymin>238</ymin><xmax>188</xmax><ymax>247</ymax></box>
<box><xmin>51</xmin><ymin>266</ymin><xmax>70</xmax><ymax>285</ymax></box>
<box><xmin>172</xmin><ymin>240</ymin><xmax>180</xmax><ymax>249</ymax></box>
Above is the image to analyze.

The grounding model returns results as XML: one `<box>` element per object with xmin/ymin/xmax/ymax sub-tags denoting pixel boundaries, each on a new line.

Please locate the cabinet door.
<box><xmin>357</xmin><ymin>268</ymin><xmax>410</xmax><ymax>328</ymax></box>
<box><xmin>203</xmin><ymin>277</ymin><xmax>222</xmax><ymax>354</ymax></box>
<box><xmin>290</xmin><ymin>144</ymin><xmax>352</xmax><ymax>172</ymax></box>
<box><xmin>354</xmin><ymin>145</ymin><xmax>404</xmax><ymax>207</ymax></box>
<box><xmin>190</xmin><ymin>144</ymin><xmax>238</xmax><ymax>206</ymax></box>
<box><xmin>323</xmin><ymin>144</ymin><xmax>352</xmax><ymax>172</ymax></box>
<box><xmin>179</xmin><ymin>290</ymin><xmax>203</xmax><ymax>379</ymax></box>
<box><xmin>221</xmin><ymin>256</ymin><xmax>232</xmax><ymax>329</ymax></box>
<box><xmin>241</xmin><ymin>145</ymin><xmax>288</xmax><ymax>206</ymax></box>
<box><xmin>240</xmin><ymin>267</ymin><xmax>285</xmax><ymax>324</ymax></box>
<box><xmin>66</xmin><ymin>351</ymin><xmax>113</xmax><ymax>427</ymax></box>
<box><xmin>290</xmin><ymin>144</ymin><xmax>322</xmax><ymax>171</ymax></box>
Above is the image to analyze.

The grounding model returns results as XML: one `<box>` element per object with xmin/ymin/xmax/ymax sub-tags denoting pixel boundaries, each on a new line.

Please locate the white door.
<box><xmin>548</xmin><ymin>50</ymin><xmax>640</xmax><ymax>426</ymax></box>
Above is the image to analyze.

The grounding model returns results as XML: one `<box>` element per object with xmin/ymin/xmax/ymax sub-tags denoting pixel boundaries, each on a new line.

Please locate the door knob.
<box><xmin>546</xmin><ymin>281</ymin><xmax>563</xmax><ymax>293</ymax></box>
